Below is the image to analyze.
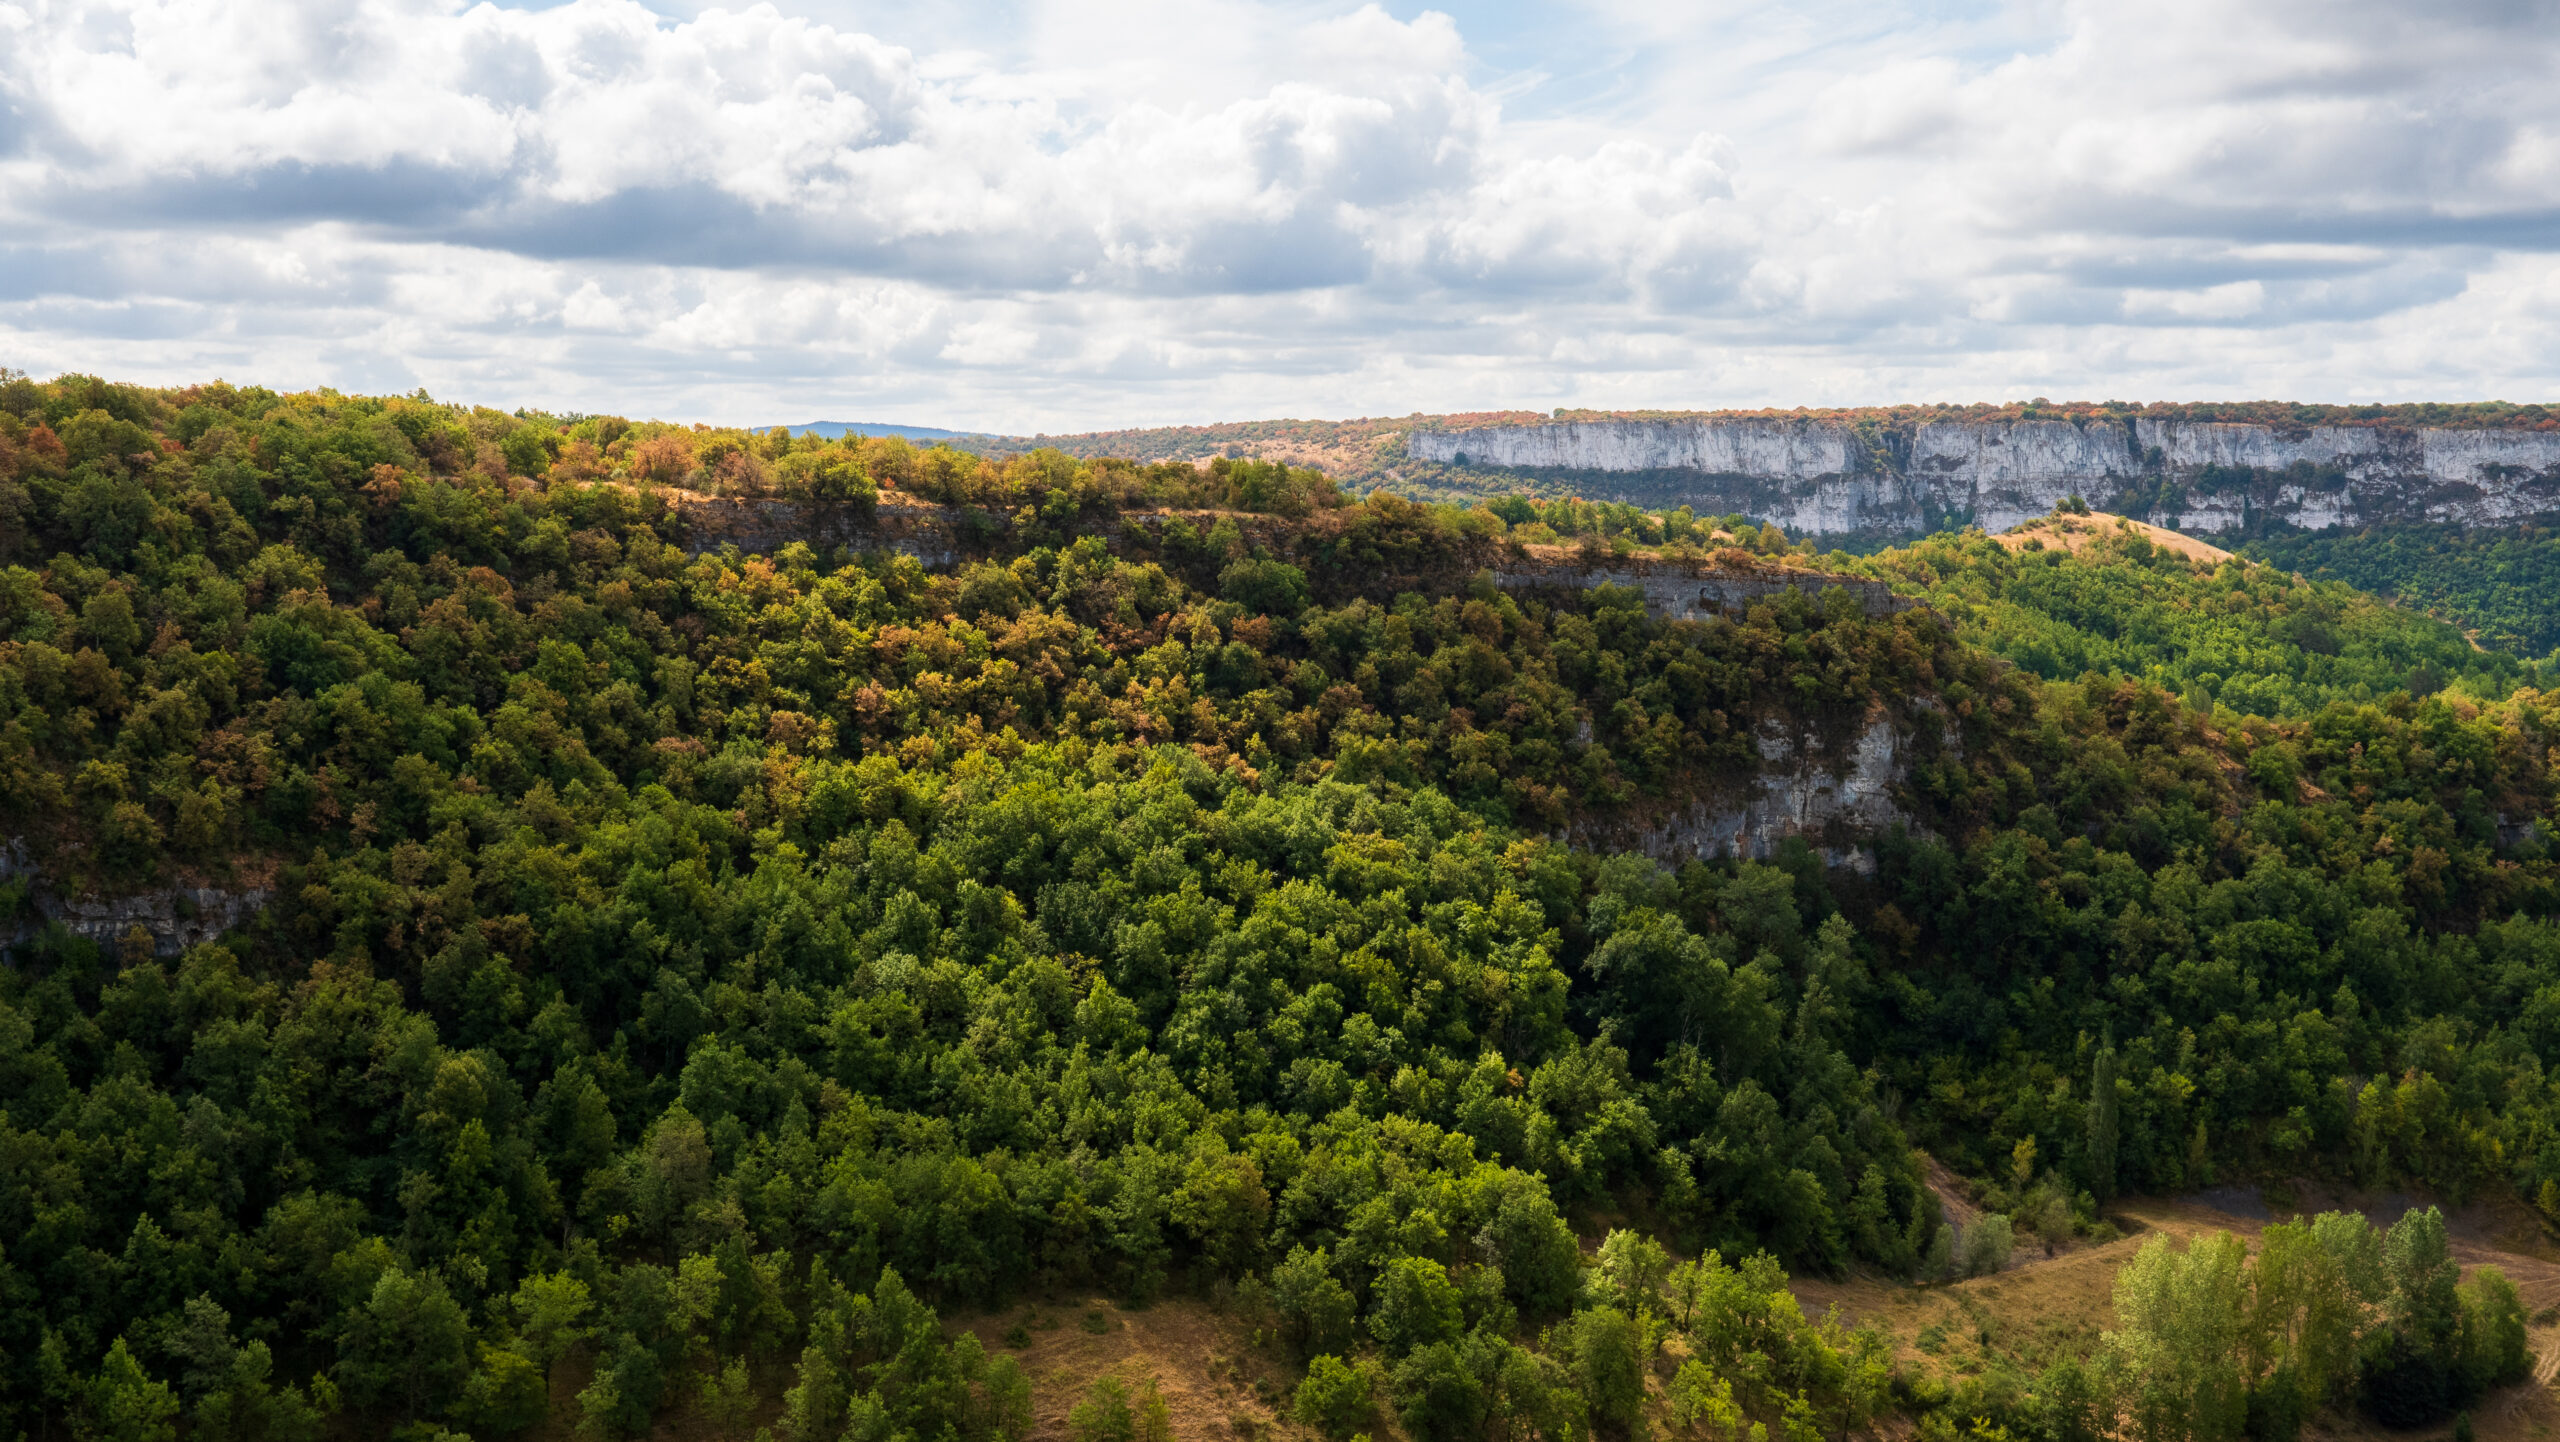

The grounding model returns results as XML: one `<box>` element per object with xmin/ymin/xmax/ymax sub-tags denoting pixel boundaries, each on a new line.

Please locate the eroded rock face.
<box><xmin>1488</xmin><ymin>556</ymin><xmax>1917</xmax><ymax>620</ymax></box>
<box><xmin>1493</xmin><ymin>562</ymin><xmax>1931</xmax><ymax>866</ymax></box>
<box><xmin>0</xmin><ymin>843</ymin><xmax>268</xmax><ymax>959</ymax></box>
<box><xmin>1435</xmin><ymin>418</ymin><xmax>1864</xmax><ymax>476</ymax></box>
<box><xmin>1565</xmin><ymin>715</ymin><xmax>1926</xmax><ymax>872</ymax></box>
<box><xmin>671</xmin><ymin>495</ymin><xmax>964</xmax><ymax>565</ymax></box>
<box><xmin>39</xmin><ymin>888</ymin><xmax>271</xmax><ymax>958</ymax></box>
<box><xmin>1412</xmin><ymin>417</ymin><xmax>2560</xmax><ymax>541</ymax></box>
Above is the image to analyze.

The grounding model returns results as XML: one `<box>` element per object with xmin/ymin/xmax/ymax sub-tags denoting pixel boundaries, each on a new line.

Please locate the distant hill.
<box><xmin>761</xmin><ymin>420</ymin><xmax>994</xmax><ymax>441</ymax></box>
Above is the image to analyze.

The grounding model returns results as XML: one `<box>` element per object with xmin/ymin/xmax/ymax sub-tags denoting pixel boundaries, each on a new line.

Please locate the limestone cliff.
<box><xmin>1486</xmin><ymin>555</ymin><xmax>1938</xmax><ymax>863</ymax></box>
<box><xmin>1412</xmin><ymin>417</ymin><xmax>2560</xmax><ymax>541</ymax></box>
<box><xmin>1562</xmin><ymin>711</ymin><xmax>1937</xmax><ymax>872</ymax></box>
<box><xmin>1486</xmin><ymin>552</ymin><xmax>1916</xmax><ymax>620</ymax></box>
<box><xmin>0</xmin><ymin>842</ymin><xmax>269</xmax><ymax>958</ymax></box>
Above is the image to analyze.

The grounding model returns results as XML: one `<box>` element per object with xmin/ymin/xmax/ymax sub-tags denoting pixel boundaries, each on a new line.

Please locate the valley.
<box><xmin>5</xmin><ymin>376</ymin><xmax>2560</xmax><ymax>1442</ymax></box>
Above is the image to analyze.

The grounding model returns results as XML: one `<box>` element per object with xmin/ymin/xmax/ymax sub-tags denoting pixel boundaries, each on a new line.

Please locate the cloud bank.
<box><xmin>0</xmin><ymin>0</ymin><xmax>2555</xmax><ymax>426</ymax></box>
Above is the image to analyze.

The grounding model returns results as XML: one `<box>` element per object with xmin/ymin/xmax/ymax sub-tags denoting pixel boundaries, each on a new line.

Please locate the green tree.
<box><xmin>456</xmin><ymin>1344</ymin><xmax>549</xmax><ymax>1435</ymax></box>
<box><xmin>2456</xmin><ymin>1267</ymin><xmax>2529</xmax><ymax>1396</ymax></box>
<box><xmin>697</xmin><ymin>1357</ymin><xmax>756</xmax><ymax>1440</ymax></box>
<box><xmin>1393</xmin><ymin>1336</ymin><xmax>1500</xmax><ymax>1442</ymax></box>
<box><xmin>514</xmin><ymin>1270</ymin><xmax>594</xmax><ymax>1372</ymax></box>
<box><xmin>1569</xmin><ymin>1306</ymin><xmax>1648</xmax><ymax>1437</ymax></box>
<box><xmin>1961</xmin><ymin>1215</ymin><xmax>2014</xmax><ymax>1278</ymax></box>
<box><xmin>777</xmin><ymin>1341</ymin><xmax>844</xmax><ymax>1442</ymax></box>
<box><xmin>2085</xmin><ymin>1032</ymin><xmax>2120</xmax><ymax>1203</ymax></box>
<box><xmin>1293</xmin><ymin>1354</ymin><xmax>1374</xmax><ymax>1440</ymax></box>
<box><xmin>1592</xmin><ymin>1229</ymin><xmax>1672</xmax><ymax>1315</ymax></box>
<box><xmin>2243</xmin><ymin>1212</ymin><xmax>2381</xmax><ymax>1406</ymax></box>
<box><xmin>1669</xmin><ymin>1359</ymin><xmax>1744</xmax><ymax>1436</ymax></box>
<box><xmin>2368</xmin><ymin>1206</ymin><xmax>2464</xmax><ymax>1426</ymax></box>
<box><xmin>1269</xmin><ymin>1247</ymin><xmax>1357</xmax><ymax>1361</ymax></box>
<box><xmin>171</xmin><ymin>1296</ymin><xmax>327</xmax><ymax>1442</ymax></box>
<box><xmin>2102</xmin><ymin>1232</ymin><xmax>2248</xmax><ymax>1442</ymax></box>
<box><xmin>337</xmin><ymin>1266</ymin><xmax>472</xmax><ymax>1421</ymax></box>
<box><xmin>1066</xmin><ymin>1377</ymin><xmax>1135</xmax><ymax>1442</ymax></box>
<box><xmin>976</xmin><ymin>1353</ymin><xmax>1036</xmax><ymax>1442</ymax></box>
<box><xmin>90</xmin><ymin>1338</ymin><xmax>179</xmax><ymax>1442</ymax></box>
<box><xmin>1371</xmin><ymin>1257</ymin><xmax>1465</xmax><ymax>1356</ymax></box>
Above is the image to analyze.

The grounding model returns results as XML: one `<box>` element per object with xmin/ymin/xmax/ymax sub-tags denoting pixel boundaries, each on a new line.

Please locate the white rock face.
<box><xmin>1430</xmin><ymin>418</ymin><xmax>1861</xmax><ymax>475</ymax></box>
<box><xmin>1912</xmin><ymin>420</ymin><xmax>2142</xmax><ymax>533</ymax></box>
<box><xmin>2133</xmin><ymin>420</ymin><xmax>2394</xmax><ymax>473</ymax></box>
<box><xmin>1413</xmin><ymin>417</ymin><xmax>2560</xmax><ymax>539</ymax></box>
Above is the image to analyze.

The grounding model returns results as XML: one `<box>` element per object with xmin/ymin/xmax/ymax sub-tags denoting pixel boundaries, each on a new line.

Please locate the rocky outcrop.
<box><xmin>1565</xmin><ymin>714</ymin><xmax>1928</xmax><ymax>871</ymax></box>
<box><xmin>669</xmin><ymin>493</ymin><xmax>966</xmax><ymax>565</ymax></box>
<box><xmin>1489</xmin><ymin>554</ymin><xmax>1917</xmax><ymax>620</ymax></box>
<box><xmin>0</xmin><ymin>843</ymin><xmax>268</xmax><ymax>959</ymax></box>
<box><xmin>1413</xmin><ymin>417</ymin><xmax>2560</xmax><ymax>542</ymax></box>
<box><xmin>37</xmin><ymin>887</ymin><xmax>271</xmax><ymax>958</ymax></box>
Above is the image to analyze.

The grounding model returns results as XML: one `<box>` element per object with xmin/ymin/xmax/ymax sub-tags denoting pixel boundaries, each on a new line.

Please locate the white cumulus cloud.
<box><xmin>0</xmin><ymin>0</ymin><xmax>2552</xmax><ymax>427</ymax></box>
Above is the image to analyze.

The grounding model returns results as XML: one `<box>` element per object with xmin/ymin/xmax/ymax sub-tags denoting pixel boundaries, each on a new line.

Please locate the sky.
<box><xmin>1</xmin><ymin>0</ymin><xmax>2557</xmax><ymax>430</ymax></box>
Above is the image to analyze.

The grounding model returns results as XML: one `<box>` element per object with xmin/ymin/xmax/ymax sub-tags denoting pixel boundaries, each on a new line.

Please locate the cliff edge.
<box><xmin>1411</xmin><ymin>416</ymin><xmax>2560</xmax><ymax>542</ymax></box>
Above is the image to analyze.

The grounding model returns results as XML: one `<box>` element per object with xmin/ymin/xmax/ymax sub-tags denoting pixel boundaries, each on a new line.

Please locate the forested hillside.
<box><xmin>4</xmin><ymin>376</ymin><xmax>2560</xmax><ymax>1442</ymax></box>
<box><xmin>2244</xmin><ymin>524</ymin><xmax>2560</xmax><ymax>660</ymax></box>
<box><xmin>1850</xmin><ymin>520</ymin><xmax>2543</xmax><ymax>717</ymax></box>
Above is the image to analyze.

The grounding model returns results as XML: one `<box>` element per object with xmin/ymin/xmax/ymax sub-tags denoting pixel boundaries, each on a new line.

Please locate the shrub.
<box><xmin>1962</xmin><ymin>1216</ymin><xmax>2014</xmax><ymax>1277</ymax></box>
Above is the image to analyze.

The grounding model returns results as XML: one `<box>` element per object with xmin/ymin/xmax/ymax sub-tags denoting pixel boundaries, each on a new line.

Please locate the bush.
<box><xmin>1068</xmin><ymin>1377</ymin><xmax>1135</xmax><ymax>1442</ymax></box>
<box><xmin>2457</xmin><ymin>1267</ymin><xmax>2530</xmax><ymax>1394</ymax></box>
<box><xmin>1961</xmin><ymin>1216</ymin><xmax>2014</xmax><ymax>1278</ymax></box>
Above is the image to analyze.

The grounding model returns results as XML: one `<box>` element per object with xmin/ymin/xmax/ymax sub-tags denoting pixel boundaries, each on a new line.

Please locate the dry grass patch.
<box><xmin>952</xmin><ymin>1297</ymin><xmax>1313</xmax><ymax>1441</ymax></box>
<box><xmin>1998</xmin><ymin>511</ymin><xmax>2236</xmax><ymax>565</ymax></box>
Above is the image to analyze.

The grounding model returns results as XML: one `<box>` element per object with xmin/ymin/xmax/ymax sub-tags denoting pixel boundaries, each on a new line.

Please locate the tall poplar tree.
<box><xmin>2085</xmin><ymin>1029</ymin><xmax>2121</xmax><ymax>1204</ymax></box>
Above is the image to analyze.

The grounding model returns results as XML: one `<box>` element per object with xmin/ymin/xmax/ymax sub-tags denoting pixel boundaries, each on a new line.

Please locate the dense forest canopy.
<box><xmin>3</xmin><ymin>373</ymin><xmax>2559</xmax><ymax>1442</ymax></box>
<box><xmin>2243</xmin><ymin>524</ymin><xmax>2560</xmax><ymax>661</ymax></box>
<box><xmin>1844</xmin><ymin>526</ymin><xmax>2543</xmax><ymax>718</ymax></box>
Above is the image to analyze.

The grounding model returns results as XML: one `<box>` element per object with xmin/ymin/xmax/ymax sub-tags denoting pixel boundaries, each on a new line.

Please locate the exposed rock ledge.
<box><xmin>667</xmin><ymin>492</ymin><xmax>966</xmax><ymax>566</ymax></box>
<box><xmin>1563</xmin><ymin>714</ymin><xmax>1929</xmax><ymax>873</ymax></box>
<box><xmin>1488</xmin><ymin>553</ymin><xmax>1918</xmax><ymax>620</ymax></box>
<box><xmin>0</xmin><ymin>843</ymin><xmax>269</xmax><ymax>959</ymax></box>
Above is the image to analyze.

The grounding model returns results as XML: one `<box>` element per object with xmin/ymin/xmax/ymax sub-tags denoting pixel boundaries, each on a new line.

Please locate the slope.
<box><xmin>1847</xmin><ymin>512</ymin><xmax>2540</xmax><ymax>718</ymax></box>
<box><xmin>2244</xmin><ymin>523</ymin><xmax>2560</xmax><ymax>660</ymax></box>
<box><xmin>2</xmin><ymin>374</ymin><xmax>2560</xmax><ymax>1442</ymax></box>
